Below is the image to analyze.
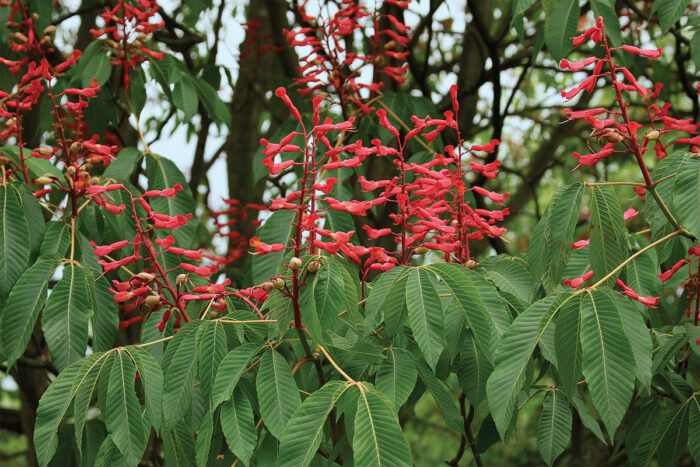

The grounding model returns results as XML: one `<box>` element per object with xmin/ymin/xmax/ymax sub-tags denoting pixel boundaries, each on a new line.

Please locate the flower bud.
<box><xmin>12</xmin><ymin>32</ymin><xmax>28</xmax><ymax>43</ymax></box>
<box><xmin>70</xmin><ymin>141</ymin><xmax>83</xmax><ymax>153</ymax></box>
<box><xmin>604</xmin><ymin>131</ymin><xmax>623</xmax><ymax>144</ymax></box>
<box><xmin>0</xmin><ymin>156</ymin><xmax>10</xmax><ymax>167</ymax></box>
<box><xmin>42</xmin><ymin>25</ymin><xmax>56</xmax><ymax>36</ymax></box>
<box><xmin>289</xmin><ymin>257</ymin><xmax>302</xmax><ymax>269</ymax></box>
<box><xmin>414</xmin><ymin>246</ymin><xmax>429</xmax><ymax>255</ymax></box>
<box><xmin>36</xmin><ymin>147</ymin><xmax>53</xmax><ymax>156</ymax></box>
<box><xmin>646</xmin><ymin>130</ymin><xmax>660</xmax><ymax>141</ymax></box>
<box><xmin>144</xmin><ymin>294</ymin><xmax>161</xmax><ymax>307</ymax></box>
<box><xmin>307</xmin><ymin>260</ymin><xmax>321</xmax><ymax>273</ymax></box>
<box><xmin>273</xmin><ymin>277</ymin><xmax>286</xmax><ymax>289</ymax></box>
<box><xmin>176</xmin><ymin>273</ymin><xmax>188</xmax><ymax>287</ymax></box>
<box><xmin>88</xmin><ymin>156</ymin><xmax>103</xmax><ymax>166</ymax></box>
<box><xmin>466</xmin><ymin>259</ymin><xmax>478</xmax><ymax>270</ymax></box>
<box><xmin>35</xmin><ymin>176</ymin><xmax>53</xmax><ymax>185</ymax></box>
<box><xmin>90</xmin><ymin>176</ymin><xmax>101</xmax><ymax>185</ymax></box>
<box><xmin>262</xmin><ymin>281</ymin><xmax>274</xmax><ymax>291</ymax></box>
<box><xmin>209</xmin><ymin>310</ymin><xmax>219</xmax><ymax>319</ymax></box>
<box><xmin>4</xmin><ymin>118</ymin><xmax>16</xmax><ymax>127</ymax></box>
<box><xmin>135</xmin><ymin>272</ymin><xmax>155</xmax><ymax>282</ymax></box>
<box><xmin>65</xmin><ymin>166</ymin><xmax>76</xmax><ymax>176</ymax></box>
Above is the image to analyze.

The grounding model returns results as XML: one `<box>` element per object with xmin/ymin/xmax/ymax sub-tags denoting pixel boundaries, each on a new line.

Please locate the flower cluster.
<box><xmin>560</xmin><ymin>16</ymin><xmax>699</xmax><ymax>168</ymax></box>
<box><xmin>210</xmin><ymin>199</ymin><xmax>265</xmax><ymax>265</ymax></box>
<box><xmin>90</xmin><ymin>0</ymin><xmax>166</xmax><ymax>88</ymax></box>
<box><xmin>285</xmin><ymin>0</ymin><xmax>411</xmax><ymax>113</ymax></box>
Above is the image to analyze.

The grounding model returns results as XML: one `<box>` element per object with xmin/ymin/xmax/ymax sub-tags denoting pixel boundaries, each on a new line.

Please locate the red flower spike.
<box><xmin>658</xmin><ymin>259</ymin><xmax>689</xmax><ymax>283</ymax></box>
<box><xmin>563</xmin><ymin>270</ymin><xmax>595</xmax><ymax>289</ymax></box>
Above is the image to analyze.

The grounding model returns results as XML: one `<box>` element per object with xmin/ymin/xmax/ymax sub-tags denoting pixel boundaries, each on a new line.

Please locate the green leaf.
<box><xmin>414</xmin><ymin>356</ymin><xmax>465</xmax><ymax>435</ymax></box>
<box><xmin>672</xmin><ymin>156</ymin><xmax>700</xmax><ymax>239</ymax></box>
<box><xmin>406</xmin><ymin>268</ymin><xmax>445</xmax><ymax>370</ymax></box>
<box><xmin>34</xmin><ymin>358</ymin><xmax>83</xmax><ymax>466</ymax></box>
<box><xmin>248</xmin><ymin>210</ymin><xmax>295</xmax><ymax>285</ymax></box>
<box><xmin>195</xmin><ymin>412</ymin><xmax>214</xmax><ymax>467</ymax></box>
<box><xmin>81</xmin><ymin>45</ymin><xmax>111</xmax><ymax>87</ymax></box>
<box><xmin>129</xmin><ymin>346</ymin><xmax>164</xmax><ymax>433</ymax></box>
<box><xmin>312</xmin><ymin>257</ymin><xmax>348</xmax><ymax>325</ymax></box>
<box><xmin>256</xmin><ymin>350</ymin><xmax>301</xmax><ymax>439</ymax></box>
<box><xmin>458</xmin><ymin>330</ymin><xmax>493</xmax><ymax>407</ymax></box>
<box><xmin>105</xmin><ymin>350</ymin><xmax>147</xmax><ymax>466</ymax></box>
<box><xmin>73</xmin><ymin>352</ymin><xmax>114</xmax><ymax>452</ymax></box>
<box><xmin>529</xmin><ymin>182</ymin><xmax>585</xmax><ymax>292</ymax></box>
<box><xmin>588</xmin><ymin>185</ymin><xmax>628</xmax><ymax>286</ymax></box>
<box><xmin>689</xmin><ymin>396</ymin><xmax>700</xmax><ymax>464</ymax></box>
<box><xmin>554</xmin><ymin>294</ymin><xmax>584</xmax><ymax>395</ymax></box>
<box><xmin>487</xmin><ymin>258</ymin><xmax>536</xmax><ymax>304</ymax></box>
<box><xmin>616</xmin><ymin>296</ymin><xmax>652</xmax><ymax>390</ymax></box>
<box><xmin>162</xmin><ymin>327</ymin><xmax>198</xmax><ymax>430</ymax></box>
<box><xmin>191</xmin><ymin>75</ymin><xmax>230</xmax><ymax>125</ymax></box>
<box><xmin>212</xmin><ymin>344</ymin><xmax>259</xmax><ymax>409</ymax></box>
<box><xmin>278</xmin><ymin>381</ymin><xmax>347</xmax><ymax>467</ymax></box>
<box><xmin>12</xmin><ymin>182</ymin><xmax>44</xmax><ymax>259</ymax></box>
<box><xmin>221</xmin><ymin>389</ymin><xmax>257</xmax><ymax>466</ymax></box>
<box><xmin>352</xmin><ymin>387</ymin><xmax>412</xmax><ymax>466</ymax></box>
<box><xmin>93</xmin><ymin>435</ymin><xmax>126</xmax><ymax>467</ymax></box>
<box><xmin>1</xmin><ymin>256</ymin><xmax>60</xmax><ymax>367</ymax></box>
<box><xmin>198</xmin><ymin>320</ymin><xmax>228</xmax><ymax>406</ymax></box>
<box><xmin>42</xmin><ymin>264</ymin><xmax>93</xmax><ymax>371</ymax></box>
<box><xmin>0</xmin><ymin>184</ymin><xmax>30</xmax><ymax>298</ymax></box>
<box><xmin>580</xmin><ymin>288</ymin><xmax>635</xmax><ymax>436</ymax></box>
<box><xmin>365</xmin><ymin>266</ymin><xmax>409</xmax><ymax>333</ymax></box>
<box><xmin>40</xmin><ymin>221</ymin><xmax>72</xmax><ymax>258</ymax></box>
<box><xmin>487</xmin><ymin>295</ymin><xmax>571</xmax><ymax>437</ymax></box>
<box><xmin>103</xmin><ymin>147</ymin><xmax>142</xmax><ymax>181</ymax></box>
<box><xmin>656</xmin><ymin>401</ymin><xmax>690</xmax><ymax>467</ymax></box>
<box><xmin>427</xmin><ymin>263</ymin><xmax>511</xmax><ymax>359</ymax></box>
<box><xmin>537</xmin><ymin>390</ymin><xmax>572</xmax><ymax>466</ymax></box>
<box><xmin>544</xmin><ymin>0</ymin><xmax>579</xmax><ymax>61</ymax></box>
<box><xmin>654</xmin><ymin>0</ymin><xmax>691</xmax><ymax>32</ymax></box>
<box><xmin>90</xmin><ymin>276</ymin><xmax>119</xmax><ymax>352</ymax></box>
<box><xmin>172</xmin><ymin>72</ymin><xmax>199</xmax><ymax>120</ymax></box>
<box><xmin>376</xmin><ymin>348</ymin><xmax>417</xmax><ymax>410</ymax></box>
<box><xmin>162</xmin><ymin>420</ymin><xmax>197</xmax><ymax>467</ymax></box>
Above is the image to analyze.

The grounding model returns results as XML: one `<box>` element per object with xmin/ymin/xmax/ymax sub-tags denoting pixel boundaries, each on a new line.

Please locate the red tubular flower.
<box><xmin>623</xmin><ymin>207</ymin><xmax>638</xmax><ymax>220</ymax></box>
<box><xmin>615</xmin><ymin>279</ymin><xmax>659</xmax><ymax>307</ymax></box>
<box><xmin>571</xmin><ymin>239</ymin><xmax>590</xmax><ymax>250</ymax></box>
<box><xmin>249</xmin><ymin>237</ymin><xmax>284</xmax><ymax>254</ymax></box>
<box><xmin>658</xmin><ymin>259</ymin><xmax>689</xmax><ymax>283</ymax></box>
<box><xmin>620</xmin><ymin>45</ymin><xmax>663</xmax><ymax>59</ymax></box>
<box><xmin>563</xmin><ymin>270</ymin><xmax>595</xmax><ymax>289</ymax></box>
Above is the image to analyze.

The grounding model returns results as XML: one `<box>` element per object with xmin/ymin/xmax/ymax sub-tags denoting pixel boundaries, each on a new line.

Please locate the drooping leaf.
<box><xmin>172</xmin><ymin>72</ymin><xmax>199</xmax><ymax>120</ymax></box>
<box><xmin>42</xmin><ymin>263</ymin><xmax>93</xmax><ymax>371</ymax></box>
<box><xmin>1</xmin><ymin>256</ymin><xmax>61</xmax><ymax>367</ymax></box>
<box><xmin>162</xmin><ymin>327</ymin><xmax>198</xmax><ymax>430</ymax></box>
<box><xmin>406</xmin><ymin>268</ymin><xmax>445</xmax><ymax>370</ymax></box>
<box><xmin>90</xmin><ymin>276</ymin><xmax>119</xmax><ymax>352</ymax></box>
<box><xmin>486</xmin><ymin>258</ymin><xmax>536</xmax><ymax>305</ymax></box>
<box><xmin>580</xmin><ymin>288</ymin><xmax>635</xmax><ymax>436</ymax></box>
<box><xmin>0</xmin><ymin>183</ymin><xmax>30</xmax><ymax>299</ymax></box>
<box><xmin>375</xmin><ymin>348</ymin><xmax>417</xmax><ymax>410</ymax></box>
<box><xmin>353</xmin><ymin>387</ymin><xmax>412</xmax><ymax>466</ymax></box>
<box><xmin>688</xmin><ymin>396</ymin><xmax>700</xmax><ymax>464</ymax></box>
<box><xmin>129</xmin><ymin>346</ymin><xmax>164</xmax><ymax>433</ymax></box>
<box><xmin>655</xmin><ymin>401</ymin><xmax>691</xmax><ymax>467</ymax></box>
<box><xmin>553</xmin><ymin>294</ymin><xmax>584</xmax><ymax>395</ymax></box>
<box><xmin>672</xmin><ymin>156</ymin><xmax>700</xmax><ymax>239</ymax></box>
<box><xmin>278</xmin><ymin>381</ymin><xmax>348</xmax><ymax>467</ymax></box>
<box><xmin>195</xmin><ymin>411</ymin><xmax>214</xmax><ymax>467</ymax></box>
<box><xmin>414</xmin><ymin>356</ymin><xmax>465</xmax><ymax>435</ymax></box>
<box><xmin>537</xmin><ymin>390</ymin><xmax>572</xmax><ymax>466</ymax></box>
<box><xmin>588</xmin><ymin>185</ymin><xmax>628</xmax><ymax>286</ymax></box>
<box><xmin>654</xmin><ymin>0</ymin><xmax>691</xmax><ymax>32</ymax></box>
<box><xmin>364</xmin><ymin>266</ymin><xmax>408</xmax><ymax>332</ymax></box>
<box><xmin>212</xmin><ymin>344</ymin><xmax>259</xmax><ymax>409</ymax></box>
<box><xmin>529</xmin><ymin>182</ymin><xmax>584</xmax><ymax>292</ymax></box>
<box><xmin>221</xmin><ymin>389</ymin><xmax>257</xmax><ymax>466</ymax></box>
<box><xmin>256</xmin><ymin>349</ymin><xmax>301</xmax><ymax>439</ymax></box>
<box><xmin>616</xmin><ymin>296</ymin><xmax>653</xmax><ymax>390</ymax></box>
<box><xmin>198</xmin><ymin>320</ymin><xmax>228</xmax><ymax>405</ymax></box>
<box><xmin>162</xmin><ymin>420</ymin><xmax>197</xmax><ymax>467</ymax></box>
<box><xmin>73</xmin><ymin>352</ymin><xmax>114</xmax><ymax>452</ymax></box>
<box><xmin>544</xmin><ymin>0</ymin><xmax>579</xmax><ymax>61</ymax></box>
<box><xmin>487</xmin><ymin>295</ymin><xmax>571</xmax><ymax>437</ymax></box>
<box><xmin>105</xmin><ymin>350</ymin><xmax>148</xmax><ymax>466</ymax></box>
<box><xmin>457</xmin><ymin>330</ymin><xmax>493</xmax><ymax>408</ymax></box>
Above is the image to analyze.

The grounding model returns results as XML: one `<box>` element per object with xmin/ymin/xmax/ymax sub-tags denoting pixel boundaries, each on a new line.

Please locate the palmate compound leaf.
<box><xmin>278</xmin><ymin>381</ymin><xmax>349</xmax><ymax>467</ymax></box>
<box><xmin>256</xmin><ymin>349</ymin><xmax>301</xmax><ymax>439</ymax></box>
<box><xmin>580</xmin><ymin>288</ymin><xmax>636</xmax><ymax>437</ymax></box>
<box><xmin>487</xmin><ymin>294</ymin><xmax>573</xmax><ymax>438</ymax></box>
<box><xmin>405</xmin><ymin>268</ymin><xmax>445</xmax><ymax>371</ymax></box>
<box><xmin>537</xmin><ymin>389</ymin><xmax>572</xmax><ymax>466</ymax></box>
<box><xmin>352</xmin><ymin>386</ymin><xmax>412</xmax><ymax>466</ymax></box>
